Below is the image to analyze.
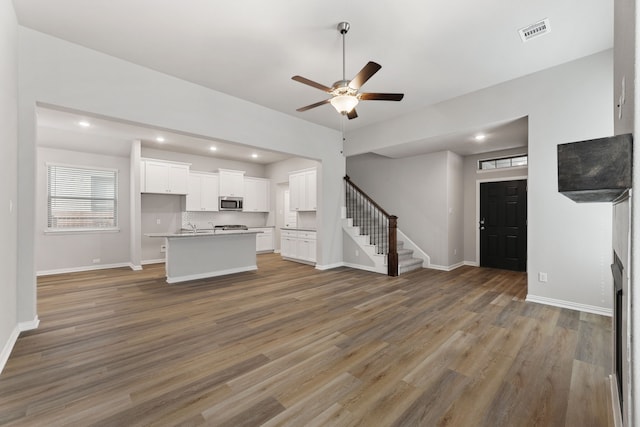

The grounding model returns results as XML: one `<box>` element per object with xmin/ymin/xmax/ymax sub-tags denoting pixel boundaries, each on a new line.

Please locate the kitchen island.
<box><xmin>146</xmin><ymin>230</ymin><xmax>262</xmax><ymax>283</ymax></box>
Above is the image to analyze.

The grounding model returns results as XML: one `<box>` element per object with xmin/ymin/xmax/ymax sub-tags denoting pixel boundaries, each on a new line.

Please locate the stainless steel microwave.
<box><xmin>219</xmin><ymin>196</ymin><xmax>243</xmax><ymax>211</ymax></box>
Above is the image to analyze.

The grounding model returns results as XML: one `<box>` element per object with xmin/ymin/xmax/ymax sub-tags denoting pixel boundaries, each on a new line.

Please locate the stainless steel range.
<box><xmin>214</xmin><ymin>225</ymin><xmax>248</xmax><ymax>231</ymax></box>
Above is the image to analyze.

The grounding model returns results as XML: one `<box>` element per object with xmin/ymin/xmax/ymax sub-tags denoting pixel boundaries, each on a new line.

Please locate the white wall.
<box><xmin>347</xmin><ymin>50</ymin><xmax>614</xmax><ymax>313</ymax></box>
<box><xmin>0</xmin><ymin>0</ymin><xmax>19</xmax><ymax>371</ymax></box>
<box><xmin>614</xmin><ymin>0</ymin><xmax>637</xmax><ymax>423</ymax></box>
<box><xmin>463</xmin><ymin>147</ymin><xmax>529</xmax><ymax>264</ymax></box>
<box><xmin>446</xmin><ymin>151</ymin><xmax>464</xmax><ymax>267</ymax></box>
<box><xmin>36</xmin><ymin>147</ymin><xmax>131</xmax><ymax>273</ymax></box>
<box><xmin>346</xmin><ymin>151</ymin><xmax>452</xmax><ymax>267</ymax></box>
<box><xmin>17</xmin><ymin>28</ymin><xmax>345</xmax><ymax>325</ymax></box>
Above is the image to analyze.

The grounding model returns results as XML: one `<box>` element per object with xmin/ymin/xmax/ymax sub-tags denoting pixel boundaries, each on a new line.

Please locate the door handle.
<box><xmin>479</xmin><ymin>217</ymin><xmax>485</xmax><ymax>230</ymax></box>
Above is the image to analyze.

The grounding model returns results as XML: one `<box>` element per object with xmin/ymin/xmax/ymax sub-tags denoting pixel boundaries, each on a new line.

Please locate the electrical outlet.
<box><xmin>92</xmin><ymin>258</ymin><xmax>101</xmax><ymax>264</ymax></box>
<box><xmin>156</xmin><ymin>218</ymin><xmax>161</xmax><ymax>225</ymax></box>
<box><xmin>538</xmin><ymin>272</ymin><xmax>548</xmax><ymax>283</ymax></box>
<box><xmin>355</xmin><ymin>249</ymin><xmax>359</xmax><ymax>257</ymax></box>
<box><xmin>160</xmin><ymin>245</ymin><xmax>166</xmax><ymax>253</ymax></box>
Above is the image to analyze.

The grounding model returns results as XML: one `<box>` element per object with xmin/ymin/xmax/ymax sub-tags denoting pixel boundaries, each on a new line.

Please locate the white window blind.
<box><xmin>47</xmin><ymin>164</ymin><xmax>118</xmax><ymax>231</ymax></box>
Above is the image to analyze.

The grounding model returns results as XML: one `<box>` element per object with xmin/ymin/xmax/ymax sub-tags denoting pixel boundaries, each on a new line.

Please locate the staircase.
<box><xmin>344</xmin><ymin>177</ymin><xmax>424</xmax><ymax>276</ymax></box>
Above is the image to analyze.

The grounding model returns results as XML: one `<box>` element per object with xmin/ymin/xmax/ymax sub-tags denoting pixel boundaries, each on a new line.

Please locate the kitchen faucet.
<box><xmin>208</xmin><ymin>221</ymin><xmax>215</xmax><ymax>230</ymax></box>
<box><xmin>187</xmin><ymin>222</ymin><xmax>197</xmax><ymax>233</ymax></box>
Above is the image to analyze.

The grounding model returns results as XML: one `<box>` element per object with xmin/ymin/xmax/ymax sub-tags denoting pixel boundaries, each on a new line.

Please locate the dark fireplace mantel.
<box><xmin>557</xmin><ymin>133</ymin><xmax>632</xmax><ymax>203</ymax></box>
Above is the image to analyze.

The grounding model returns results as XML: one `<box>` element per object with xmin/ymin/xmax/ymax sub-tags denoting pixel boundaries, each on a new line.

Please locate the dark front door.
<box><xmin>480</xmin><ymin>180</ymin><xmax>527</xmax><ymax>271</ymax></box>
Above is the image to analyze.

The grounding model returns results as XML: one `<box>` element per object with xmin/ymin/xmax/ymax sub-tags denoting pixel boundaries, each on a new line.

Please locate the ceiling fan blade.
<box><xmin>348</xmin><ymin>61</ymin><xmax>382</xmax><ymax>90</ymax></box>
<box><xmin>359</xmin><ymin>93</ymin><xmax>405</xmax><ymax>101</ymax></box>
<box><xmin>347</xmin><ymin>109</ymin><xmax>358</xmax><ymax>120</ymax></box>
<box><xmin>292</xmin><ymin>75</ymin><xmax>332</xmax><ymax>92</ymax></box>
<box><xmin>296</xmin><ymin>99</ymin><xmax>331</xmax><ymax>112</ymax></box>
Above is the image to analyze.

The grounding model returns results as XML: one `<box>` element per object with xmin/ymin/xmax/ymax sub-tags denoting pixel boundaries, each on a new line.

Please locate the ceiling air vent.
<box><xmin>518</xmin><ymin>18</ymin><xmax>551</xmax><ymax>42</ymax></box>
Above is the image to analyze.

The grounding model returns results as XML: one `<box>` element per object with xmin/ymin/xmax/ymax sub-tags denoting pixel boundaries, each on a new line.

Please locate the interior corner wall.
<box><xmin>346</xmin><ymin>151</ymin><xmax>450</xmax><ymax>267</ymax></box>
<box><xmin>0</xmin><ymin>0</ymin><xmax>19</xmax><ymax>366</ymax></box>
<box><xmin>17</xmin><ymin>27</ymin><xmax>344</xmax><ymax>323</ymax></box>
<box><xmin>462</xmin><ymin>147</ymin><xmax>529</xmax><ymax>265</ymax></box>
<box><xmin>346</xmin><ymin>49</ymin><xmax>614</xmax><ymax>312</ymax></box>
<box><xmin>446</xmin><ymin>151</ymin><xmax>464</xmax><ymax>267</ymax></box>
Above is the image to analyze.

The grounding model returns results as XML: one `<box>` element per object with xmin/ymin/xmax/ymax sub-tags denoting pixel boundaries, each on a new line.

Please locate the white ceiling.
<box><xmin>36</xmin><ymin>106</ymin><xmax>293</xmax><ymax>163</ymax></box>
<box><xmin>16</xmin><ymin>0</ymin><xmax>612</xmax><ymax>158</ymax></box>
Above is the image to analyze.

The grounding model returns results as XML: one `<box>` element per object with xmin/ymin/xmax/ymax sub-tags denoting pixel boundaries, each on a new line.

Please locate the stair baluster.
<box><xmin>344</xmin><ymin>176</ymin><xmax>398</xmax><ymax>277</ymax></box>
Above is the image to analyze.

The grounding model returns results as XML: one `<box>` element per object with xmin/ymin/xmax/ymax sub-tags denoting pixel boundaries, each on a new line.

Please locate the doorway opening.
<box><xmin>479</xmin><ymin>179</ymin><xmax>527</xmax><ymax>271</ymax></box>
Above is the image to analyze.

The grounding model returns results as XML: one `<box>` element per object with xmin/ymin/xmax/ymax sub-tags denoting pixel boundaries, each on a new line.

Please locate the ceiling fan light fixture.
<box><xmin>330</xmin><ymin>95</ymin><xmax>359</xmax><ymax>114</ymax></box>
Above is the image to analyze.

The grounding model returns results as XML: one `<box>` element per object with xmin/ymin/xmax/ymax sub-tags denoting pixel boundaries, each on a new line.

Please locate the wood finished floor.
<box><xmin>0</xmin><ymin>254</ymin><xmax>612</xmax><ymax>426</ymax></box>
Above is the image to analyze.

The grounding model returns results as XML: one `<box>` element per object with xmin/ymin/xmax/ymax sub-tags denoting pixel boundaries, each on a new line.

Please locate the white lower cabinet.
<box><xmin>252</xmin><ymin>228</ymin><xmax>274</xmax><ymax>252</ymax></box>
<box><xmin>280</xmin><ymin>229</ymin><xmax>316</xmax><ymax>264</ymax></box>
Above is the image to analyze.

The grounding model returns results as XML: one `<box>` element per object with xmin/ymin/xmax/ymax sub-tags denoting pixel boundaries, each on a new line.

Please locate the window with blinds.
<box><xmin>47</xmin><ymin>164</ymin><xmax>118</xmax><ymax>231</ymax></box>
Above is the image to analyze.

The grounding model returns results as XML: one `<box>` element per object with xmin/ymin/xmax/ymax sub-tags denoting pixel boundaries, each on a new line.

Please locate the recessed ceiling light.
<box><xmin>251</xmin><ymin>153</ymin><xmax>259</xmax><ymax>158</ymax></box>
<box><xmin>156</xmin><ymin>137</ymin><xmax>165</xmax><ymax>143</ymax></box>
<box><xmin>209</xmin><ymin>146</ymin><xmax>217</xmax><ymax>151</ymax></box>
<box><xmin>78</xmin><ymin>121</ymin><xmax>91</xmax><ymax>128</ymax></box>
<box><xmin>474</xmin><ymin>134</ymin><xmax>486</xmax><ymax>142</ymax></box>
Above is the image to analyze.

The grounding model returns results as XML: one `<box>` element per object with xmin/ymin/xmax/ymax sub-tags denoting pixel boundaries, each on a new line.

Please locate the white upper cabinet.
<box><xmin>289</xmin><ymin>168</ymin><xmax>317</xmax><ymax>211</ymax></box>
<box><xmin>219</xmin><ymin>169</ymin><xmax>245</xmax><ymax>197</ymax></box>
<box><xmin>141</xmin><ymin>159</ymin><xmax>190</xmax><ymax>195</ymax></box>
<box><xmin>186</xmin><ymin>172</ymin><xmax>219</xmax><ymax>211</ymax></box>
<box><xmin>243</xmin><ymin>177</ymin><xmax>270</xmax><ymax>212</ymax></box>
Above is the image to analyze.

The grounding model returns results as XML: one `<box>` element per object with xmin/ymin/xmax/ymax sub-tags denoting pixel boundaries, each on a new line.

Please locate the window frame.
<box><xmin>477</xmin><ymin>153</ymin><xmax>528</xmax><ymax>172</ymax></box>
<box><xmin>45</xmin><ymin>162</ymin><xmax>120</xmax><ymax>234</ymax></box>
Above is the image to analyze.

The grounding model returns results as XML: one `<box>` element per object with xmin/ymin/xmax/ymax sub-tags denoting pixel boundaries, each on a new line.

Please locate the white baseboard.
<box><xmin>0</xmin><ymin>326</ymin><xmax>20</xmax><ymax>375</ymax></box>
<box><xmin>19</xmin><ymin>316</ymin><xmax>40</xmax><ymax>332</ymax></box>
<box><xmin>167</xmin><ymin>265</ymin><xmax>257</xmax><ymax>284</ymax></box>
<box><xmin>129</xmin><ymin>263</ymin><xmax>143</xmax><ymax>271</ymax></box>
<box><xmin>343</xmin><ymin>262</ymin><xmax>387</xmax><ymax>275</ymax></box>
<box><xmin>315</xmin><ymin>262</ymin><xmax>345</xmax><ymax>271</ymax></box>
<box><xmin>37</xmin><ymin>262</ymin><xmax>132</xmax><ymax>276</ymax></box>
<box><xmin>464</xmin><ymin>261</ymin><xmax>479</xmax><ymax>267</ymax></box>
<box><xmin>428</xmin><ymin>262</ymin><xmax>465</xmax><ymax>272</ymax></box>
<box><xmin>526</xmin><ymin>294</ymin><xmax>613</xmax><ymax>316</ymax></box>
<box><xmin>141</xmin><ymin>259</ymin><xmax>165</xmax><ymax>266</ymax></box>
<box><xmin>1</xmin><ymin>316</ymin><xmax>39</xmax><ymax>375</ymax></box>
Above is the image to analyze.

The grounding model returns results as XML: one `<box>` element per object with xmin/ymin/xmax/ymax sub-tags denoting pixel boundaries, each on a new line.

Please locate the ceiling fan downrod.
<box><xmin>337</xmin><ymin>22</ymin><xmax>350</xmax><ymax>82</ymax></box>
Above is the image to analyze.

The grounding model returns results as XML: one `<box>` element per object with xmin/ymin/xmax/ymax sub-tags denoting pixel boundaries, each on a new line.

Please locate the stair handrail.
<box><xmin>344</xmin><ymin>176</ymin><xmax>392</xmax><ymax>217</ymax></box>
<box><xmin>344</xmin><ymin>176</ymin><xmax>398</xmax><ymax>277</ymax></box>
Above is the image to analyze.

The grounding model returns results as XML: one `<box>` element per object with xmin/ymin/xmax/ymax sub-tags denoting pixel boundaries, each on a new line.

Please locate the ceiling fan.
<box><xmin>292</xmin><ymin>22</ymin><xmax>404</xmax><ymax>120</ymax></box>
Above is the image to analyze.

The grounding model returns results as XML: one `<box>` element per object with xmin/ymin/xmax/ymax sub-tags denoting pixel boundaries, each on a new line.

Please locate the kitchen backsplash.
<box><xmin>297</xmin><ymin>212</ymin><xmax>317</xmax><ymax>229</ymax></box>
<box><xmin>181</xmin><ymin>211</ymin><xmax>269</xmax><ymax>229</ymax></box>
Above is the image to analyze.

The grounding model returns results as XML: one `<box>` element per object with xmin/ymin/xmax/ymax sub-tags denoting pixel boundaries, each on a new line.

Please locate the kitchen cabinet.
<box><xmin>141</xmin><ymin>159</ymin><xmax>190</xmax><ymax>195</ymax></box>
<box><xmin>186</xmin><ymin>172</ymin><xmax>219</xmax><ymax>211</ymax></box>
<box><xmin>280</xmin><ymin>230</ymin><xmax>298</xmax><ymax>259</ymax></box>
<box><xmin>244</xmin><ymin>177</ymin><xmax>270</xmax><ymax>212</ymax></box>
<box><xmin>219</xmin><ymin>169</ymin><xmax>245</xmax><ymax>197</ymax></box>
<box><xmin>252</xmin><ymin>227</ymin><xmax>274</xmax><ymax>252</ymax></box>
<box><xmin>280</xmin><ymin>229</ymin><xmax>316</xmax><ymax>264</ymax></box>
<box><xmin>289</xmin><ymin>168</ymin><xmax>317</xmax><ymax>211</ymax></box>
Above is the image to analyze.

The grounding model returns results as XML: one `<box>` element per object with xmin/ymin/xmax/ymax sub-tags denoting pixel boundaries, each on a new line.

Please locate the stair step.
<box><xmin>399</xmin><ymin>257</ymin><xmax>423</xmax><ymax>275</ymax></box>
